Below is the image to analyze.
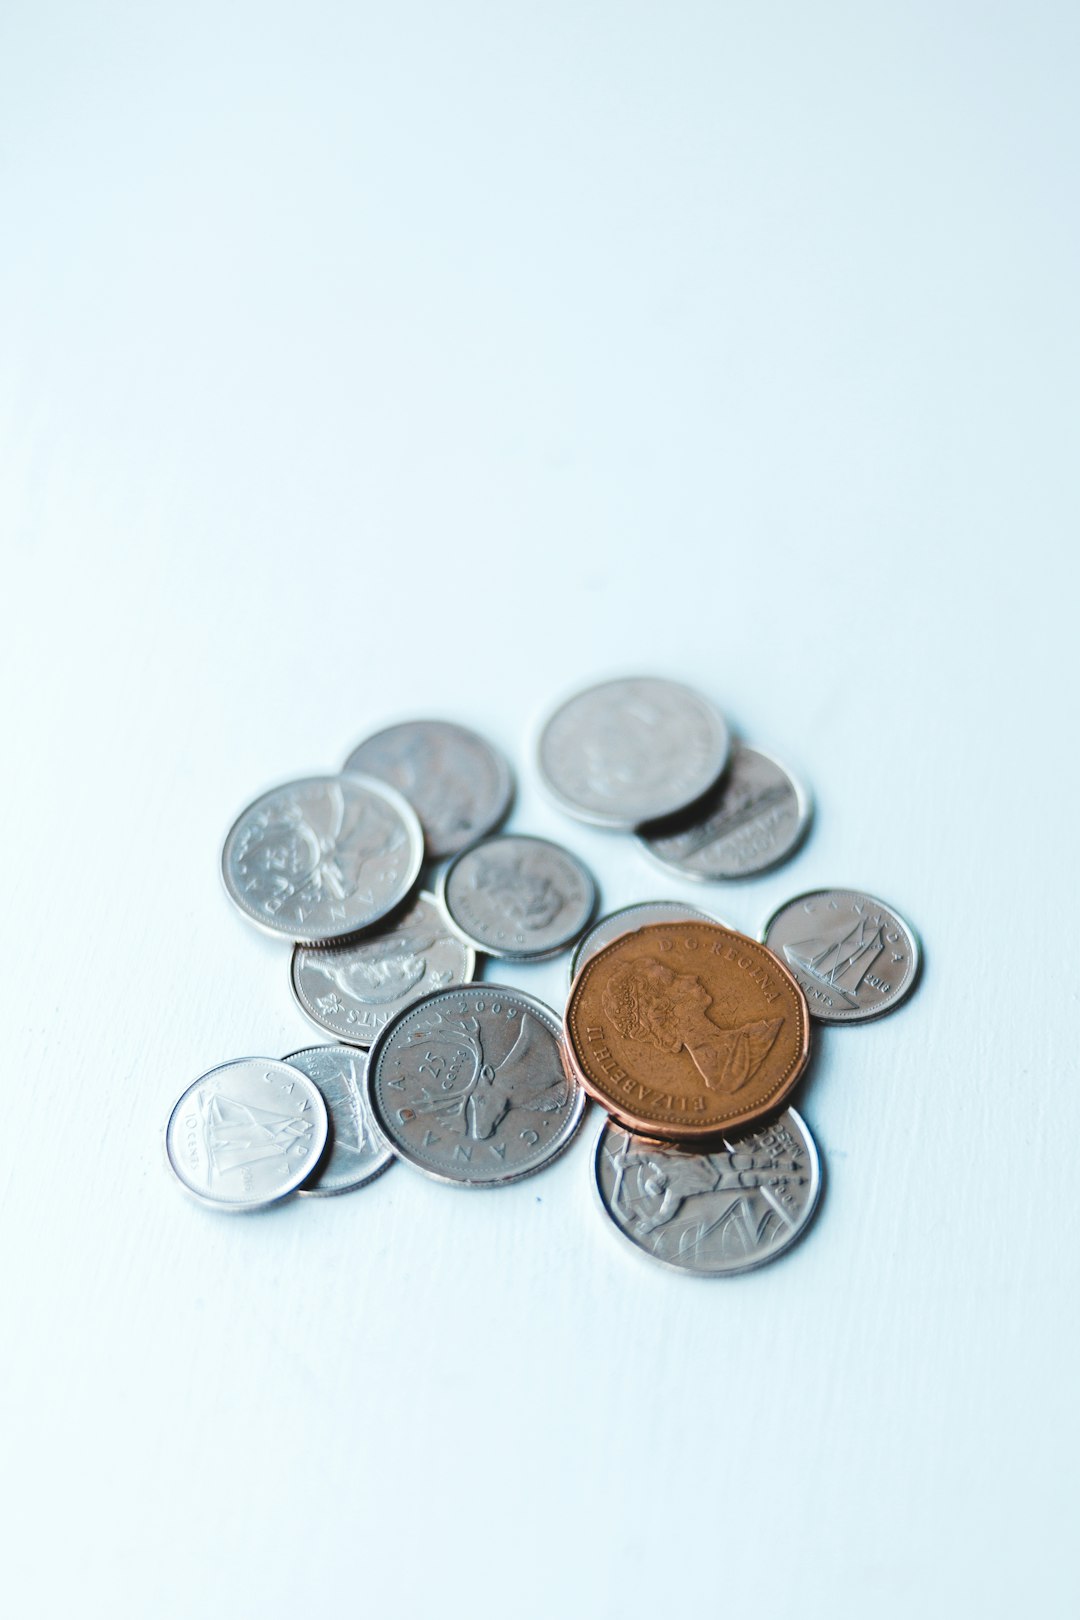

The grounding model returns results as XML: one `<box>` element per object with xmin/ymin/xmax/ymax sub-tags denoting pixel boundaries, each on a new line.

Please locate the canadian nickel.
<box><xmin>570</xmin><ymin>900</ymin><xmax>716</xmax><ymax>984</ymax></box>
<box><xmin>366</xmin><ymin>986</ymin><xmax>586</xmax><ymax>1187</ymax></box>
<box><xmin>282</xmin><ymin>1045</ymin><xmax>395</xmax><ymax>1196</ymax></box>
<box><xmin>344</xmin><ymin>720</ymin><xmax>513</xmax><ymax>860</ymax></box>
<box><xmin>762</xmin><ymin>888</ymin><xmax>921</xmax><ymax>1024</ymax></box>
<box><xmin>593</xmin><ymin>1107</ymin><xmax>821</xmax><ymax>1276</ymax></box>
<box><xmin>221</xmin><ymin>773</ymin><xmax>423</xmax><ymax>944</ymax></box>
<box><xmin>165</xmin><ymin>1058</ymin><xmax>329</xmax><ymax>1211</ymax></box>
<box><xmin>639</xmin><ymin>746</ymin><xmax>812</xmax><ymax>880</ymax></box>
<box><xmin>290</xmin><ymin>891</ymin><xmax>476</xmax><ymax>1047</ymax></box>
<box><xmin>440</xmin><ymin>834</ymin><xmax>597</xmax><ymax>960</ymax></box>
<box><xmin>537</xmin><ymin>676</ymin><xmax>730</xmax><ymax>828</ymax></box>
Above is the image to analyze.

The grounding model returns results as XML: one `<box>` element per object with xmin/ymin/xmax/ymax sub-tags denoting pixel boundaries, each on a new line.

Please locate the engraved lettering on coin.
<box><xmin>564</xmin><ymin>921</ymin><xmax>810</xmax><ymax>1141</ymax></box>
<box><xmin>762</xmin><ymin>888</ymin><xmax>921</xmax><ymax>1024</ymax></box>
<box><xmin>344</xmin><ymin>720</ymin><xmax>513</xmax><ymax>859</ymax></box>
<box><xmin>638</xmin><ymin>746</ymin><xmax>811</xmax><ymax>879</ymax></box>
<box><xmin>602</xmin><ymin>956</ymin><xmax>783</xmax><ymax>1096</ymax></box>
<box><xmin>282</xmin><ymin>1045</ymin><xmax>395</xmax><ymax>1196</ymax></box>
<box><xmin>221</xmin><ymin>774</ymin><xmax>423</xmax><ymax>944</ymax></box>
<box><xmin>165</xmin><ymin>1058</ymin><xmax>329</xmax><ymax>1210</ymax></box>
<box><xmin>593</xmin><ymin>1108</ymin><xmax>821</xmax><ymax>1275</ymax></box>
<box><xmin>366</xmin><ymin>987</ymin><xmax>585</xmax><ymax>1186</ymax></box>
<box><xmin>440</xmin><ymin>834</ymin><xmax>597</xmax><ymax>959</ymax></box>
<box><xmin>290</xmin><ymin>892</ymin><xmax>476</xmax><ymax>1045</ymax></box>
<box><xmin>537</xmin><ymin>676</ymin><xmax>730</xmax><ymax>827</ymax></box>
<box><xmin>570</xmin><ymin>900</ymin><xmax>715</xmax><ymax>984</ymax></box>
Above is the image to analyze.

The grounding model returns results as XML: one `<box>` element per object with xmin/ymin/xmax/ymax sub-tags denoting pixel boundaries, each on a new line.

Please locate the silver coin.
<box><xmin>366</xmin><ymin>985</ymin><xmax>586</xmax><ymax>1187</ymax></box>
<box><xmin>593</xmin><ymin>1107</ymin><xmax>821</xmax><ymax>1276</ymax></box>
<box><xmin>569</xmin><ymin>900</ymin><xmax>715</xmax><ymax>984</ymax></box>
<box><xmin>290</xmin><ymin>891</ymin><xmax>476</xmax><ymax>1047</ymax></box>
<box><xmin>762</xmin><ymin>888</ymin><xmax>921</xmax><ymax>1024</ymax></box>
<box><xmin>344</xmin><ymin>720</ymin><xmax>513</xmax><ymax>860</ymax></box>
<box><xmin>221</xmin><ymin>773</ymin><xmax>423</xmax><ymax>944</ymax></box>
<box><xmin>165</xmin><ymin>1058</ymin><xmax>329</xmax><ymax>1211</ymax></box>
<box><xmin>638</xmin><ymin>745</ymin><xmax>812</xmax><ymax>880</ymax></box>
<box><xmin>537</xmin><ymin>676</ymin><xmax>730</xmax><ymax>828</ymax></box>
<box><xmin>439</xmin><ymin>834</ymin><xmax>597</xmax><ymax>960</ymax></box>
<box><xmin>281</xmin><ymin>1045</ymin><xmax>395</xmax><ymax>1196</ymax></box>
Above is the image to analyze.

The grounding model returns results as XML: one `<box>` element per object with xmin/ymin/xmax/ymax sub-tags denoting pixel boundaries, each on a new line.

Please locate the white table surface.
<box><xmin>3</xmin><ymin>4</ymin><xmax>1077</xmax><ymax>1616</ymax></box>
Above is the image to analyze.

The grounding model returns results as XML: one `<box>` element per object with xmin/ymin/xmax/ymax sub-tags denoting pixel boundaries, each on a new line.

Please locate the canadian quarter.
<box><xmin>570</xmin><ymin>900</ymin><xmax>716</xmax><ymax>984</ymax></box>
<box><xmin>282</xmin><ymin>1045</ymin><xmax>395</xmax><ymax>1196</ymax></box>
<box><xmin>440</xmin><ymin>834</ymin><xmax>597</xmax><ymax>960</ymax></box>
<box><xmin>221</xmin><ymin>773</ymin><xmax>423</xmax><ymax>944</ymax></box>
<box><xmin>537</xmin><ymin>676</ymin><xmax>730</xmax><ymax>828</ymax></box>
<box><xmin>165</xmin><ymin>1058</ymin><xmax>329</xmax><ymax>1211</ymax></box>
<box><xmin>762</xmin><ymin>888</ymin><xmax>921</xmax><ymax>1024</ymax></box>
<box><xmin>366</xmin><ymin>986</ymin><xmax>586</xmax><ymax>1187</ymax></box>
<box><xmin>344</xmin><ymin>719</ymin><xmax>513</xmax><ymax>860</ymax></box>
<box><xmin>290</xmin><ymin>891</ymin><xmax>476</xmax><ymax>1046</ymax></box>
<box><xmin>638</xmin><ymin>745</ymin><xmax>811</xmax><ymax>880</ymax></box>
<box><xmin>593</xmin><ymin>1108</ymin><xmax>821</xmax><ymax>1276</ymax></box>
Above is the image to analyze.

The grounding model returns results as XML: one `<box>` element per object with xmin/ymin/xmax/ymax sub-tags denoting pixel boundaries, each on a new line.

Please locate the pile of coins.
<box><xmin>166</xmin><ymin>676</ymin><xmax>921</xmax><ymax>1276</ymax></box>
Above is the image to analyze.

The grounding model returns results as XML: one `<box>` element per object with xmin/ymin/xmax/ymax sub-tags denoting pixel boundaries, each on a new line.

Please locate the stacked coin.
<box><xmin>167</xmin><ymin>680</ymin><xmax>921</xmax><ymax>1279</ymax></box>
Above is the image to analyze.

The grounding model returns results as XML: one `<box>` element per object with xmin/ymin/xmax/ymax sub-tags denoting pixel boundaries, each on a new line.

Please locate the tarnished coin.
<box><xmin>440</xmin><ymin>834</ymin><xmax>597</xmax><ymax>960</ymax></box>
<box><xmin>290</xmin><ymin>891</ymin><xmax>476</xmax><ymax>1047</ymax></box>
<box><xmin>537</xmin><ymin>676</ymin><xmax>730</xmax><ymax>828</ymax></box>
<box><xmin>593</xmin><ymin>1108</ymin><xmax>821</xmax><ymax>1276</ymax></box>
<box><xmin>344</xmin><ymin>720</ymin><xmax>513</xmax><ymax>860</ymax></box>
<box><xmin>638</xmin><ymin>745</ymin><xmax>811</xmax><ymax>880</ymax></box>
<box><xmin>221</xmin><ymin>773</ymin><xmax>423</xmax><ymax>944</ymax></box>
<box><xmin>570</xmin><ymin>901</ymin><xmax>715</xmax><ymax>984</ymax></box>
<box><xmin>165</xmin><ymin>1058</ymin><xmax>329</xmax><ymax>1211</ymax></box>
<box><xmin>763</xmin><ymin>888</ymin><xmax>921</xmax><ymax>1024</ymax></box>
<box><xmin>282</xmin><ymin>1045</ymin><xmax>395</xmax><ymax>1196</ymax></box>
<box><xmin>366</xmin><ymin>986</ymin><xmax>586</xmax><ymax>1187</ymax></box>
<box><xmin>564</xmin><ymin>921</ymin><xmax>810</xmax><ymax>1142</ymax></box>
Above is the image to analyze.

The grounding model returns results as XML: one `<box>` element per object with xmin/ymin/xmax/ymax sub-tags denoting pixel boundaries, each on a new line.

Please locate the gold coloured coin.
<box><xmin>564</xmin><ymin>921</ymin><xmax>810</xmax><ymax>1141</ymax></box>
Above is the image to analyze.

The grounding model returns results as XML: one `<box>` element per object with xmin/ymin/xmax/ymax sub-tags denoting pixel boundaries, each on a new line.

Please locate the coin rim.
<box><xmin>164</xmin><ymin>1057</ymin><xmax>330</xmax><ymax>1211</ymax></box>
<box><xmin>288</xmin><ymin>890</ymin><xmax>477</xmax><ymax>1046</ymax></box>
<box><xmin>760</xmin><ymin>887</ymin><xmax>922</xmax><ymax>1025</ymax></box>
<box><xmin>219</xmin><ymin>771</ymin><xmax>424</xmax><ymax>946</ymax></box>
<box><xmin>563</xmin><ymin>920</ymin><xmax>811</xmax><ymax>1141</ymax></box>
<box><xmin>635</xmin><ymin>745</ymin><xmax>813</xmax><ymax>882</ymax></box>
<box><xmin>568</xmin><ymin>900</ymin><xmax>714</xmax><ymax>986</ymax></box>
<box><xmin>343</xmin><ymin>718</ymin><xmax>515</xmax><ymax>859</ymax></box>
<box><xmin>590</xmin><ymin>1106</ymin><xmax>822</xmax><ymax>1277</ymax></box>
<box><xmin>436</xmin><ymin>833</ymin><xmax>599</xmax><ymax>961</ymax></box>
<box><xmin>364</xmin><ymin>984</ymin><xmax>587</xmax><ymax>1188</ymax></box>
<box><xmin>534</xmin><ymin>675</ymin><xmax>732</xmax><ymax>829</ymax></box>
<box><xmin>279</xmin><ymin>1044</ymin><xmax>397</xmax><ymax>1196</ymax></box>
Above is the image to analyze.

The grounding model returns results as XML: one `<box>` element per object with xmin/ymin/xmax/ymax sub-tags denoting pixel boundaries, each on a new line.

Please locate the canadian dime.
<box><xmin>221</xmin><ymin>773</ymin><xmax>423</xmax><ymax>944</ymax></box>
<box><xmin>763</xmin><ymin>888</ymin><xmax>921</xmax><ymax>1025</ymax></box>
<box><xmin>440</xmin><ymin>834</ymin><xmax>597</xmax><ymax>960</ymax></box>
<box><xmin>282</xmin><ymin>1045</ymin><xmax>395</xmax><ymax>1196</ymax></box>
<box><xmin>366</xmin><ymin>986</ymin><xmax>586</xmax><ymax>1187</ymax></box>
<box><xmin>537</xmin><ymin>676</ymin><xmax>730</xmax><ymax>828</ymax></box>
<box><xmin>344</xmin><ymin>720</ymin><xmax>513</xmax><ymax>860</ymax></box>
<box><xmin>165</xmin><ymin>1058</ymin><xmax>329</xmax><ymax>1211</ymax></box>
<box><xmin>638</xmin><ymin>745</ymin><xmax>811</xmax><ymax>880</ymax></box>
<box><xmin>291</xmin><ymin>891</ymin><xmax>476</xmax><ymax>1046</ymax></box>
<box><xmin>593</xmin><ymin>1108</ymin><xmax>821</xmax><ymax>1276</ymax></box>
<box><xmin>570</xmin><ymin>900</ymin><xmax>715</xmax><ymax>984</ymax></box>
